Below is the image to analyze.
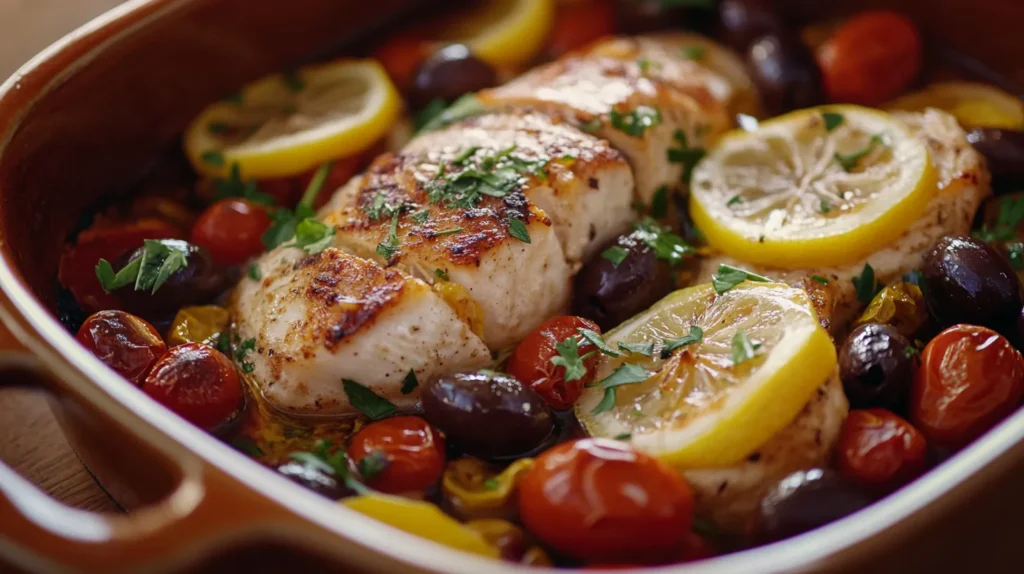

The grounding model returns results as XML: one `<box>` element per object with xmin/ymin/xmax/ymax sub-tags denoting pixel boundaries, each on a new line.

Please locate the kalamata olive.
<box><xmin>838</xmin><ymin>323</ymin><xmax>915</xmax><ymax>410</ymax></box>
<box><xmin>921</xmin><ymin>235</ymin><xmax>1023</xmax><ymax>333</ymax></box>
<box><xmin>966</xmin><ymin>128</ymin><xmax>1024</xmax><ymax>187</ymax></box>
<box><xmin>276</xmin><ymin>459</ymin><xmax>348</xmax><ymax>499</ymax></box>
<box><xmin>112</xmin><ymin>239</ymin><xmax>229</xmax><ymax>322</ymax></box>
<box><xmin>411</xmin><ymin>44</ymin><xmax>497</xmax><ymax>109</ymax></box>
<box><xmin>572</xmin><ymin>233</ymin><xmax>674</xmax><ymax>331</ymax></box>
<box><xmin>717</xmin><ymin>0</ymin><xmax>784</xmax><ymax>51</ymax></box>
<box><xmin>746</xmin><ymin>33</ymin><xmax>825</xmax><ymax>116</ymax></box>
<box><xmin>421</xmin><ymin>371</ymin><xmax>554</xmax><ymax>460</ymax></box>
<box><xmin>757</xmin><ymin>468</ymin><xmax>873</xmax><ymax>543</ymax></box>
<box><xmin>76</xmin><ymin>310</ymin><xmax>167</xmax><ymax>385</ymax></box>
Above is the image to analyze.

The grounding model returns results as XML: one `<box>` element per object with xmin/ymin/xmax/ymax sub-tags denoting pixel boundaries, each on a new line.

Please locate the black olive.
<box><xmin>717</xmin><ymin>0</ymin><xmax>785</xmax><ymax>52</ymax></box>
<box><xmin>411</xmin><ymin>44</ymin><xmax>497</xmax><ymax>109</ymax></box>
<box><xmin>758</xmin><ymin>469</ymin><xmax>873</xmax><ymax>543</ymax></box>
<box><xmin>276</xmin><ymin>460</ymin><xmax>348</xmax><ymax>500</ymax></box>
<box><xmin>572</xmin><ymin>231</ymin><xmax>675</xmax><ymax>331</ymax></box>
<box><xmin>422</xmin><ymin>371</ymin><xmax>554</xmax><ymax>460</ymax></box>
<box><xmin>745</xmin><ymin>33</ymin><xmax>825</xmax><ymax>116</ymax></box>
<box><xmin>112</xmin><ymin>239</ymin><xmax>229</xmax><ymax>322</ymax></box>
<box><xmin>966</xmin><ymin>128</ymin><xmax>1024</xmax><ymax>189</ymax></box>
<box><xmin>921</xmin><ymin>235</ymin><xmax>1023</xmax><ymax>333</ymax></box>
<box><xmin>838</xmin><ymin>324</ymin><xmax>914</xmax><ymax>410</ymax></box>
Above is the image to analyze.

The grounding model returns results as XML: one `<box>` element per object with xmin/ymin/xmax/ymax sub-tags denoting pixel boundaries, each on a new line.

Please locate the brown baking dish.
<box><xmin>1</xmin><ymin>0</ymin><xmax>1023</xmax><ymax>572</ymax></box>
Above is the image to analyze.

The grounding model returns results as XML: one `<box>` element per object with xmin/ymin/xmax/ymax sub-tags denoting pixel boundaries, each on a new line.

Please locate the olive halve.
<box><xmin>758</xmin><ymin>468</ymin><xmax>873</xmax><ymax>544</ymax></box>
<box><xmin>745</xmin><ymin>33</ymin><xmax>825</xmax><ymax>116</ymax></box>
<box><xmin>966</xmin><ymin>128</ymin><xmax>1024</xmax><ymax>187</ymax></box>
<box><xmin>921</xmin><ymin>235</ymin><xmax>1023</xmax><ymax>333</ymax></box>
<box><xmin>839</xmin><ymin>323</ymin><xmax>915</xmax><ymax>410</ymax></box>
<box><xmin>421</xmin><ymin>371</ymin><xmax>555</xmax><ymax>460</ymax></box>
<box><xmin>572</xmin><ymin>233</ymin><xmax>675</xmax><ymax>332</ymax></box>
<box><xmin>411</xmin><ymin>44</ymin><xmax>497</xmax><ymax>109</ymax></box>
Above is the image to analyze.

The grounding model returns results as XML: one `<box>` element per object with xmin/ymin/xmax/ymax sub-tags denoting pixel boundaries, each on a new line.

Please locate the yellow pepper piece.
<box><xmin>854</xmin><ymin>282</ymin><xmax>928</xmax><ymax>338</ymax></box>
<box><xmin>168</xmin><ymin>305</ymin><xmax>230</xmax><ymax>347</ymax></box>
<box><xmin>442</xmin><ymin>458</ymin><xmax>533</xmax><ymax>518</ymax></box>
<box><xmin>343</xmin><ymin>494</ymin><xmax>499</xmax><ymax>558</ymax></box>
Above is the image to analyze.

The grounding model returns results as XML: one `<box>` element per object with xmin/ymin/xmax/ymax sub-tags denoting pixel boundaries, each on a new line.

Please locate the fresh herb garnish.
<box><xmin>852</xmin><ymin>263</ymin><xmax>882</xmax><ymax>304</ymax></box>
<box><xmin>376</xmin><ymin>214</ymin><xmax>402</xmax><ymax>260</ymax></box>
<box><xmin>414</xmin><ymin>99</ymin><xmax>449</xmax><ymax>132</ymax></box>
<box><xmin>578</xmin><ymin>328</ymin><xmax>622</xmax><ymax>357</ymax></box>
<box><xmin>586</xmin><ymin>363</ymin><xmax>651</xmax><ymax>414</ymax></box>
<box><xmin>650</xmin><ymin>186</ymin><xmax>669</xmax><ymax>218</ymax></box>
<box><xmin>417</xmin><ymin>93</ymin><xmax>486</xmax><ymax>132</ymax></box>
<box><xmin>667</xmin><ymin>129</ymin><xmax>706</xmax><ymax>183</ymax></box>
<box><xmin>632</xmin><ymin>218</ymin><xmax>692</xmax><ymax>266</ymax></box>
<box><xmin>661</xmin><ymin>325</ymin><xmax>704</xmax><ymax>358</ymax></box>
<box><xmin>1008</xmin><ymin>242</ymin><xmax>1024</xmax><ymax>270</ymax></box>
<box><xmin>410</xmin><ymin>209</ymin><xmax>430</xmax><ymax>224</ymax></box>
<box><xmin>903</xmin><ymin>345</ymin><xmax>920</xmax><ymax>359</ymax></box>
<box><xmin>609</xmin><ymin>105</ymin><xmax>662</xmax><ymax>137</ymax></box>
<box><xmin>726</xmin><ymin>195</ymin><xmax>742</xmax><ymax>207</ymax></box>
<box><xmin>95</xmin><ymin>239</ymin><xmax>190</xmax><ymax>295</ymax></box>
<box><xmin>434</xmin><ymin>268</ymin><xmax>449</xmax><ymax>281</ymax></box>
<box><xmin>287</xmin><ymin>217</ymin><xmax>335</xmax><ymax>254</ymax></box>
<box><xmin>452</xmin><ymin>146</ymin><xmax>481</xmax><ymax>165</ymax></box>
<box><xmin>261</xmin><ymin>161</ymin><xmax>333</xmax><ymax>250</ymax></box>
<box><xmin>426</xmin><ymin>164</ymin><xmax>521</xmax><ymax>209</ymax></box>
<box><xmin>578</xmin><ymin>117</ymin><xmax>603</xmax><ymax>133</ymax></box>
<box><xmin>290</xmin><ymin>440</ymin><xmax>371</xmax><ymax>494</ymax></box>
<box><xmin>483</xmin><ymin>478</ymin><xmax>500</xmax><ymax>490</ymax></box>
<box><xmin>508</xmin><ymin>216</ymin><xmax>531</xmax><ymax>243</ymax></box>
<box><xmin>834</xmin><ymin>135</ymin><xmax>883</xmax><ymax>172</ymax></box>
<box><xmin>680</xmin><ymin>45</ymin><xmax>707</xmax><ymax>60</ymax></box>
<box><xmin>550</xmin><ymin>336</ymin><xmax>598</xmax><ymax>382</ymax></box>
<box><xmin>364</xmin><ymin>190</ymin><xmax>404</xmax><ymax>221</ymax></box>
<box><xmin>342</xmin><ymin>379</ymin><xmax>397</xmax><ymax>419</ymax></box>
<box><xmin>636</xmin><ymin>58</ymin><xmax>654</xmax><ymax>73</ymax></box>
<box><xmin>200</xmin><ymin>150</ymin><xmax>225</xmax><ymax>166</ymax></box>
<box><xmin>247</xmin><ymin>264</ymin><xmax>261</xmax><ymax>281</ymax></box>
<box><xmin>711</xmin><ymin>264</ymin><xmax>771</xmax><ymax>295</ymax></box>
<box><xmin>819</xmin><ymin>199</ymin><xmax>832</xmax><ymax>214</ymax></box>
<box><xmin>602</xmin><ymin>245</ymin><xmax>629</xmax><ymax>265</ymax></box>
<box><xmin>810</xmin><ymin>275</ymin><xmax>830</xmax><ymax>285</ymax></box>
<box><xmin>433</xmin><ymin>227</ymin><xmax>464</xmax><ymax>238</ymax></box>
<box><xmin>730</xmin><ymin>331</ymin><xmax>762</xmax><ymax>365</ymax></box>
<box><xmin>613</xmin><ymin>432</ymin><xmax>633</xmax><ymax>441</ymax></box>
<box><xmin>618</xmin><ymin>341</ymin><xmax>655</xmax><ymax>356</ymax></box>
<box><xmin>356</xmin><ymin>449</ymin><xmax>390</xmax><ymax>481</ymax></box>
<box><xmin>232</xmin><ymin>337</ymin><xmax>257</xmax><ymax>373</ymax></box>
<box><xmin>822</xmin><ymin>111</ymin><xmax>844</xmax><ymax>132</ymax></box>
<box><xmin>401</xmin><ymin>369</ymin><xmax>419</xmax><ymax>395</ymax></box>
<box><xmin>282</xmin><ymin>71</ymin><xmax>304</xmax><ymax>92</ymax></box>
<box><xmin>974</xmin><ymin>196</ymin><xmax>1024</xmax><ymax>242</ymax></box>
<box><xmin>215</xmin><ymin>163</ymin><xmax>275</xmax><ymax>205</ymax></box>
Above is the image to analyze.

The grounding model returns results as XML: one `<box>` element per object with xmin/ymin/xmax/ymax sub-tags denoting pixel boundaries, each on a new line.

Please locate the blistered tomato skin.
<box><xmin>191</xmin><ymin>199</ymin><xmax>271</xmax><ymax>267</ymax></box>
<box><xmin>518</xmin><ymin>438</ymin><xmax>694</xmax><ymax>564</ymax></box>
<box><xmin>506</xmin><ymin>316</ymin><xmax>602</xmax><ymax>410</ymax></box>
<box><xmin>76</xmin><ymin>310</ymin><xmax>167</xmax><ymax>385</ymax></box>
<box><xmin>837</xmin><ymin>409</ymin><xmax>927</xmax><ymax>490</ymax></box>
<box><xmin>347</xmin><ymin>416</ymin><xmax>446</xmax><ymax>495</ymax></box>
<box><xmin>816</xmin><ymin>11</ymin><xmax>922</xmax><ymax>105</ymax></box>
<box><xmin>758</xmin><ymin>469</ymin><xmax>873</xmax><ymax>543</ymax></box>
<box><xmin>142</xmin><ymin>343</ymin><xmax>242</xmax><ymax>430</ymax></box>
<box><xmin>911</xmin><ymin>325</ymin><xmax>1024</xmax><ymax>449</ymax></box>
<box><xmin>838</xmin><ymin>323</ymin><xmax>915</xmax><ymax>410</ymax></box>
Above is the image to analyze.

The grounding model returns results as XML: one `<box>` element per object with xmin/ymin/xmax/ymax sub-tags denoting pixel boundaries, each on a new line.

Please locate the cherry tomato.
<box><xmin>816</xmin><ymin>11</ymin><xmax>922</xmax><ymax>105</ymax></box>
<box><xmin>76</xmin><ymin>310</ymin><xmax>166</xmax><ymax>385</ymax></box>
<box><xmin>142</xmin><ymin>343</ymin><xmax>242</xmax><ymax>430</ymax></box>
<box><xmin>506</xmin><ymin>315</ymin><xmax>601</xmax><ymax>410</ymax></box>
<box><xmin>373</xmin><ymin>29</ymin><xmax>431</xmax><ymax>90</ymax></box>
<box><xmin>911</xmin><ymin>325</ymin><xmax>1024</xmax><ymax>449</ymax></box>
<box><xmin>258</xmin><ymin>155</ymin><xmax>364</xmax><ymax>209</ymax></box>
<box><xmin>837</xmin><ymin>409</ymin><xmax>927</xmax><ymax>490</ymax></box>
<box><xmin>518</xmin><ymin>438</ymin><xmax>694</xmax><ymax>564</ymax></box>
<box><xmin>58</xmin><ymin>219</ymin><xmax>183</xmax><ymax>312</ymax></box>
<box><xmin>347</xmin><ymin>416</ymin><xmax>446</xmax><ymax>495</ymax></box>
<box><xmin>545</xmin><ymin>0</ymin><xmax>616</xmax><ymax>59</ymax></box>
<box><xmin>191</xmin><ymin>199</ymin><xmax>271</xmax><ymax>266</ymax></box>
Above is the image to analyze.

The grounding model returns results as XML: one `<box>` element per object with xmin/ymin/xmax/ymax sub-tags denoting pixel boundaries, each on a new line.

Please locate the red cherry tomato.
<box><xmin>76</xmin><ymin>310</ymin><xmax>167</xmax><ymax>385</ymax></box>
<box><xmin>506</xmin><ymin>315</ymin><xmax>601</xmax><ymax>410</ymax></box>
<box><xmin>837</xmin><ymin>408</ymin><xmax>927</xmax><ymax>490</ymax></box>
<box><xmin>816</xmin><ymin>11</ymin><xmax>922</xmax><ymax>105</ymax></box>
<box><xmin>258</xmin><ymin>155</ymin><xmax>364</xmax><ymax>209</ymax></box>
<box><xmin>545</xmin><ymin>0</ymin><xmax>616</xmax><ymax>58</ymax></box>
<box><xmin>911</xmin><ymin>325</ymin><xmax>1024</xmax><ymax>449</ymax></box>
<box><xmin>518</xmin><ymin>438</ymin><xmax>694</xmax><ymax>564</ymax></box>
<box><xmin>58</xmin><ymin>219</ymin><xmax>183</xmax><ymax>312</ymax></box>
<box><xmin>347</xmin><ymin>415</ymin><xmax>446</xmax><ymax>494</ymax></box>
<box><xmin>191</xmin><ymin>199</ymin><xmax>272</xmax><ymax>266</ymax></box>
<box><xmin>142</xmin><ymin>343</ymin><xmax>242</xmax><ymax>430</ymax></box>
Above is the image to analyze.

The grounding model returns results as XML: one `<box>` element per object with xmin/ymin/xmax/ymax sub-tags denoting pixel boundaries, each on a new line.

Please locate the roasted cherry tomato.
<box><xmin>816</xmin><ymin>11</ymin><xmax>922</xmax><ymax>105</ymax></box>
<box><xmin>58</xmin><ymin>219</ymin><xmax>183</xmax><ymax>312</ymax></box>
<box><xmin>191</xmin><ymin>199</ymin><xmax>272</xmax><ymax>266</ymax></box>
<box><xmin>518</xmin><ymin>438</ymin><xmax>694</xmax><ymax>564</ymax></box>
<box><xmin>142</xmin><ymin>343</ymin><xmax>242</xmax><ymax>430</ymax></box>
<box><xmin>76</xmin><ymin>310</ymin><xmax>166</xmax><ymax>385</ymax></box>
<box><xmin>911</xmin><ymin>325</ymin><xmax>1024</xmax><ymax>449</ymax></box>
<box><xmin>506</xmin><ymin>315</ymin><xmax>601</xmax><ymax>410</ymax></box>
<box><xmin>837</xmin><ymin>409</ymin><xmax>927</xmax><ymax>491</ymax></box>
<box><xmin>545</xmin><ymin>0</ymin><xmax>616</xmax><ymax>58</ymax></box>
<box><xmin>347</xmin><ymin>416</ymin><xmax>446</xmax><ymax>495</ymax></box>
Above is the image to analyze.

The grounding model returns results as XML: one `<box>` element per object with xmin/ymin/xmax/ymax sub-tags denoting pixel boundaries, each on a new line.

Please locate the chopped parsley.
<box><xmin>426</xmin><ymin>163</ymin><xmax>520</xmax><ymax>209</ymax></box>
<box><xmin>417</xmin><ymin>93</ymin><xmax>486</xmax><ymax>132</ymax></box>
<box><xmin>550</xmin><ymin>335</ymin><xmax>598</xmax><ymax>382</ymax></box>
<box><xmin>508</xmin><ymin>216</ymin><xmax>531</xmax><ymax>243</ymax></box>
<box><xmin>711</xmin><ymin>264</ymin><xmax>771</xmax><ymax>295</ymax></box>
<box><xmin>811</xmin><ymin>275</ymin><xmax>830</xmax><ymax>285</ymax></box>
<box><xmin>96</xmin><ymin>239</ymin><xmax>190</xmax><ymax>295</ymax></box>
<box><xmin>667</xmin><ymin>129</ymin><xmax>706</xmax><ymax>183</ymax></box>
<box><xmin>974</xmin><ymin>196</ymin><xmax>1024</xmax><ymax>242</ymax></box>
<box><xmin>609</xmin><ymin>105</ymin><xmax>662</xmax><ymax>137</ymax></box>
<box><xmin>680</xmin><ymin>45</ymin><xmax>707</xmax><ymax>60</ymax></box>
<box><xmin>230</xmin><ymin>437</ymin><xmax>264</xmax><ymax>457</ymax></box>
<box><xmin>434</xmin><ymin>268</ymin><xmax>449</xmax><ymax>281</ymax></box>
<box><xmin>414</xmin><ymin>99</ymin><xmax>448</xmax><ymax>132</ymax></box>
<box><xmin>200</xmin><ymin>150</ymin><xmax>225</xmax><ymax>166</ymax></box>
<box><xmin>356</xmin><ymin>449</ymin><xmax>390</xmax><ymax>481</ymax></box>
<box><xmin>433</xmin><ymin>227</ymin><xmax>464</xmax><ymax>237</ymax></box>
<box><xmin>287</xmin><ymin>217</ymin><xmax>335</xmax><ymax>254</ymax></box>
<box><xmin>632</xmin><ymin>218</ymin><xmax>692</xmax><ymax>266</ymax></box>
<box><xmin>637</xmin><ymin>59</ymin><xmax>653</xmax><ymax>73</ymax></box>
<box><xmin>834</xmin><ymin>135</ymin><xmax>884</xmax><ymax>172</ymax></box>
<box><xmin>262</xmin><ymin>161</ymin><xmax>333</xmax><ymax>251</ymax></box>
<box><xmin>248</xmin><ymin>264</ymin><xmax>262</xmax><ymax>281</ymax></box>
<box><xmin>903</xmin><ymin>345</ymin><xmax>920</xmax><ymax>359</ymax></box>
<box><xmin>602</xmin><ymin>245</ymin><xmax>629</xmax><ymax>265</ymax></box>
<box><xmin>852</xmin><ymin>263</ymin><xmax>882</xmax><ymax>304</ymax></box>
<box><xmin>400</xmin><ymin>369</ymin><xmax>419</xmax><ymax>395</ymax></box>
<box><xmin>578</xmin><ymin>117</ymin><xmax>603</xmax><ymax>133</ymax></box>
<box><xmin>613</xmin><ymin>432</ymin><xmax>633</xmax><ymax>441</ymax></box>
<box><xmin>376</xmin><ymin>214</ymin><xmax>401</xmax><ymax>260</ymax></box>
<box><xmin>650</xmin><ymin>186</ymin><xmax>669</xmax><ymax>219</ymax></box>
<box><xmin>342</xmin><ymin>379</ymin><xmax>397</xmax><ymax>419</ymax></box>
<box><xmin>730</xmin><ymin>331</ymin><xmax>762</xmax><ymax>365</ymax></box>
<box><xmin>290</xmin><ymin>440</ymin><xmax>371</xmax><ymax>494</ymax></box>
<box><xmin>411</xmin><ymin>209</ymin><xmax>430</xmax><ymax>224</ymax></box>
<box><xmin>364</xmin><ymin>191</ymin><xmax>404</xmax><ymax>221</ymax></box>
<box><xmin>618</xmin><ymin>341</ymin><xmax>655</xmax><ymax>356</ymax></box>
<box><xmin>215</xmin><ymin>163</ymin><xmax>275</xmax><ymax>205</ymax></box>
<box><xmin>578</xmin><ymin>328</ymin><xmax>622</xmax><ymax>357</ymax></box>
<box><xmin>822</xmin><ymin>111</ymin><xmax>844</xmax><ymax>132</ymax></box>
<box><xmin>726</xmin><ymin>195</ymin><xmax>742</xmax><ymax>207</ymax></box>
<box><xmin>819</xmin><ymin>199</ymin><xmax>832</xmax><ymax>214</ymax></box>
<box><xmin>452</xmin><ymin>145</ymin><xmax>481</xmax><ymax>165</ymax></box>
<box><xmin>233</xmin><ymin>337</ymin><xmax>257</xmax><ymax>374</ymax></box>
<box><xmin>661</xmin><ymin>325</ymin><xmax>704</xmax><ymax>358</ymax></box>
<box><xmin>586</xmin><ymin>363</ymin><xmax>651</xmax><ymax>414</ymax></box>
<box><xmin>483</xmin><ymin>478</ymin><xmax>501</xmax><ymax>490</ymax></box>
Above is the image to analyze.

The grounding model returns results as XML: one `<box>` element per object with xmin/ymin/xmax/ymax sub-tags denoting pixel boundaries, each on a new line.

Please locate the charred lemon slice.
<box><xmin>885</xmin><ymin>81</ymin><xmax>1024</xmax><ymax>129</ymax></box>
<box><xmin>690</xmin><ymin>105</ymin><xmax>935</xmax><ymax>269</ymax></box>
<box><xmin>185</xmin><ymin>59</ymin><xmax>400</xmax><ymax>179</ymax></box>
<box><xmin>577</xmin><ymin>281</ymin><xmax>836</xmax><ymax>468</ymax></box>
<box><xmin>433</xmin><ymin>0</ymin><xmax>555</xmax><ymax>69</ymax></box>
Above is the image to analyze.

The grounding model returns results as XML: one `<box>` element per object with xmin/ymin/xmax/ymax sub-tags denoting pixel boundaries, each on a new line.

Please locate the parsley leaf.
<box><xmin>433</xmin><ymin>227</ymin><xmax>464</xmax><ymax>237</ymax></box>
<box><xmin>215</xmin><ymin>163</ymin><xmax>275</xmax><ymax>205</ymax></box>
<box><xmin>248</xmin><ymin>264</ymin><xmax>262</xmax><ymax>281</ymax></box>
<box><xmin>578</xmin><ymin>328</ymin><xmax>621</xmax><ymax>357</ymax></box>
<box><xmin>618</xmin><ymin>341</ymin><xmax>655</xmax><ymax>356</ymax></box>
<box><xmin>434</xmin><ymin>268</ymin><xmax>449</xmax><ymax>281</ymax></box>
<box><xmin>414</xmin><ymin>98</ymin><xmax>448</xmax><ymax>132</ymax></box>
<box><xmin>632</xmin><ymin>218</ymin><xmax>692</xmax><ymax>266</ymax></box>
<box><xmin>508</xmin><ymin>216</ymin><xmax>531</xmax><ymax>243</ymax></box>
<box><xmin>667</xmin><ymin>129</ymin><xmax>706</xmax><ymax>183</ymax></box>
<box><xmin>452</xmin><ymin>145</ymin><xmax>481</xmax><ymax>165</ymax></box>
<box><xmin>411</xmin><ymin>210</ymin><xmax>430</xmax><ymax>224</ymax></box>
<box><xmin>730</xmin><ymin>331</ymin><xmax>762</xmax><ymax>365</ymax></box>
<box><xmin>810</xmin><ymin>275</ymin><xmax>830</xmax><ymax>285</ymax></box>
<box><xmin>650</xmin><ymin>186</ymin><xmax>669</xmax><ymax>218</ymax></box>
<box><xmin>903</xmin><ymin>345</ymin><xmax>920</xmax><ymax>359</ymax></box>
<box><xmin>364</xmin><ymin>191</ymin><xmax>403</xmax><ymax>221</ymax></box>
<box><xmin>609</xmin><ymin>105</ymin><xmax>662</xmax><ymax>137</ymax></box>
<box><xmin>661</xmin><ymin>325</ymin><xmax>704</xmax><ymax>358</ymax></box>
<box><xmin>261</xmin><ymin>161</ymin><xmax>333</xmax><ymax>250</ymax></box>
<box><xmin>834</xmin><ymin>135</ymin><xmax>883</xmax><ymax>172</ymax></box>
<box><xmin>822</xmin><ymin>111</ymin><xmax>844</xmax><ymax>132</ymax></box>
<box><xmin>376</xmin><ymin>214</ymin><xmax>401</xmax><ymax>260</ymax></box>
<box><xmin>613</xmin><ymin>432</ymin><xmax>633</xmax><ymax>441</ymax></box>
<box><xmin>711</xmin><ymin>264</ymin><xmax>771</xmax><ymax>294</ymax></box>
<box><xmin>233</xmin><ymin>337</ymin><xmax>257</xmax><ymax>374</ymax></box>
<box><xmin>418</xmin><ymin>93</ymin><xmax>486</xmax><ymax>132</ymax></box>
<box><xmin>550</xmin><ymin>336</ymin><xmax>596</xmax><ymax>382</ymax></box>
<box><xmin>1008</xmin><ymin>242</ymin><xmax>1024</xmax><ymax>270</ymax></box>
<box><xmin>726</xmin><ymin>195</ymin><xmax>742</xmax><ymax>207</ymax></box>
<box><xmin>483</xmin><ymin>478</ymin><xmax>500</xmax><ymax>490</ymax></box>
<box><xmin>357</xmin><ymin>449</ymin><xmax>390</xmax><ymax>481</ymax></box>
<box><xmin>819</xmin><ymin>199</ymin><xmax>832</xmax><ymax>214</ymax></box>
<box><xmin>852</xmin><ymin>263</ymin><xmax>882</xmax><ymax>304</ymax></box>
<box><xmin>288</xmin><ymin>217</ymin><xmax>335</xmax><ymax>254</ymax></box>
<box><xmin>290</xmin><ymin>440</ymin><xmax>371</xmax><ymax>495</ymax></box>
<box><xmin>973</xmin><ymin>196</ymin><xmax>1024</xmax><ymax>243</ymax></box>
<box><xmin>586</xmin><ymin>363</ymin><xmax>651</xmax><ymax>414</ymax></box>
<box><xmin>680</xmin><ymin>45</ymin><xmax>706</xmax><ymax>60</ymax></box>
<box><xmin>200</xmin><ymin>150</ymin><xmax>225</xmax><ymax>166</ymax></box>
<box><xmin>96</xmin><ymin>239</ymin><xmax>190</xmax><ymax>295</ymax></box>
<box><xmin>342</xmin><ymin>379</ymin><xmax>397</xmax><ymax>419</ymax></box>
<box><xmin>401</xmin><ymin>369</ymin><xmax>419</xmax><ymax>395</ymax></box>
<box><xmin>602</xmin><ymin>245</ymin><xmax>629</xmax><ymax>265</ymax></box>
<box><xmin>231</xmin><ymin>436</ymin><xmax>264</xmax><ymax>457</ymax></box>
<box><xmin>578</xmin><ymin>117</ymin><xmax>603</xmax><ymax>133</ymax></box>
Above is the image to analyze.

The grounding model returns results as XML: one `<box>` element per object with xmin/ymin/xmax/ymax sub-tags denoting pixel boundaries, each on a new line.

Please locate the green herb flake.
<box><xmin>618</xmin><ymin>341</ymin><xmax>655</xmax><ymax>356</ymax></box>
<box><xmin>248</xmin><ymin>264</ymin><xmax>262</xmax><ymax>281</ymax></box>
<box><xmin>434</xmin><ymin>268</ymin><xmax>449</xmax><ymax>281</ymax></box>
<box><xmin>680</xmin><ymin>45</ymin><xmax>707</xmax><ymax>60</ymax></box>
<box><xmin>632</xmin><ymin>218</ymin><xmax>692</xmax><ymax>266</ymax></box>
<box><xmin>215</xmin><ymin>163</ymin><xmax>275</xmax><ymax>206</ymax></box>
<box><xmin>288</xmin><ymin>217</ymin><xmax>335</xmax><ymax>254</ymax></box>
<box><xmin>234</xmin><ymin>337</ymin><xmax>257</xmax><ymax>374</ymax></box>
<box><xmin>452</xmin><ymin>146</ymin><xmax>481</xmax><ymax>166</ymax></box>
<box><xmin>483</xmin><ymin>478</ymin><xmax>500</xmax><ymax>490</ymax></box>
<box><xmin>261</xmin><ymin>162</ymin><xmax>333</xmax><ymax>251</ymax></box>
<box><xmin>1008</xmin><ymin>242</ymin><xmax>1024</xmax><ymax>270</ymax></box>
<box><xmin>376</xmin><ymin>214</ymin><xmax>402</xmax><ymax>260</ymax></box>
<box><xmin>819</xmin><ymin>199</ymin><xmax>832</xmax><ymax>214</ymax></box>
<box><xmin>508</xmin><ymin>216</ymin><xmax>531</xmax><ymax>243</ymax></box>
<box><xmin>578</xmin><ymin>328</ymin><xmax>621</xmax><ymax>357</ymax></box>
<box><xmin>200</xmin><ymin>150</ymin><xmax>225</xmax><ymax>166</ymax></box>
<box><xmin>411</xmin><ymin>209</ymin><xmax>430</xmax><ymax>224</ymax></box>
<box><xmin>726</xmin><ymin>195</ymin><xmax>742</xmax><ymax>207</ymax></box>
<box><xmin>730</xmin><ymin>331</ymin><xmax>762</xmax><ymax>365</ymax></box>
<box><xmin>433</xmin><ymin>227</ymin><xmax>464</xmax><ymax>237</ymax></box>
<box><xmin>667</xmin><ymin>129</ymin><xmax>706</xmax><ymax>184</ymax></box>
<box><xmin>602</xmin><ymin>245</ymin><xmax>629</xmax><ymax>265</ymax></box>
<box><xmin>662</xmin><ymin>325</ymin><xmax>704</xmax><ymax>358</ymax></box>
<box><xmin>95</xmin><ymin>239</ymin><xmax>190</xmax><ymax>295</ymax></box>
<box><xmin>711</xmin><ymin>264</ymin><xmax>771</xmax><ymax>295</ymax></box>
<box><xmin>973</xmin><ymin>196</ymin><xmax>1024</xmax><ymax>243</ymax></box>
<box><xmin>290</xmin><ymin>441</ymin><xmax>371</xmax><ymax>495</ymax></box>
<box><xmin>578</xmin><ymin>117</ymin><xmax>603</xmax><ymax>133</ymax></box>
<box><xmin>609</xmin><ymin>105</ymin><xmax>662</xmax><ymax>137</ymax></box>
<box><xmin>418</xmin><ymin>93</ymin><xmax>486</xmax><ymax>132</ymax></box>
<box><xmin>834</xmin><ymin>135</ymin><xmax>883</xmax><ymax>172</ymax></box>
<box><xmin>852</xmin><ymin>263</ymin><xmax>882</xmax><ymax>304</ymax></box>
<box><xmin>550</xmin><ymin>336</ymin><xmax>597</xmax><ymax>383</ymax></box>
<box><xmin>342</xmin><ymin>379</ymin><xmax>398</xmax><ymax>419</ymax></box>
<box><xmin>822</xmin><ymin>111</ymin><xmax>845</xmax><ymax>132</ymax></box>
<box><xmin>903</xmin><ymin>345</ymin><xmax>920</xmax><ymax>359</ymax></box>
<box><xmin>613</xmin><ymin>433</ymin><xmax>632</xmax><ymax>441</ymax></box>
<box><xmin>810</xmin><ymin>275</ymin><xmax>830</xmax><ymax>285</ymax></box>
<box><xmin>586</xmin><ymin>363</ymin><xmax>651</xmax><ymax>414</ymax></box>
<box><xmin>400</xmin><ymin>369</ymin><xmax>419</xmax><ymax>395</ymax></box>
<box><xmin>356</xmin><ymin>449</ymin><xmax>390</xmax><ymax>481</ymax></box>
<box><xmin>651</xmin><ymin>186</ymin><xmax>669</xmax><ymax>219</ymax></box>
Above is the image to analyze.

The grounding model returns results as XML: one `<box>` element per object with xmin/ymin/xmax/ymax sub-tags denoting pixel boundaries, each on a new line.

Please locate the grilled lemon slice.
<box><xmin>886</xmin><ymin>81</ymin><xmax>1024</xmax><ymax>129</ymax></box>
<box><xmin>433</xmin><ymin>0</ymin><xmax>555</xmax><ymax>69</ymax></box>
<box><xmin>577</xmin><ymin>281</ymin><xmax>836</xmax><ymax>468</ymax></box>
<box><xmin>185</xmin><ymin>59</ymin><xmax>400</xmax><ymax>179</ymax></box>
<box><xmin>690</xmin><ymin>105</ymin><xmax>936</xmax><ymax>269</ymax></box>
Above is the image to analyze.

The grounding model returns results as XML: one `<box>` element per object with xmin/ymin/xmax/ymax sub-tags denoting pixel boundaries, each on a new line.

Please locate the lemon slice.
<box><xmin>577</xmin><ymin>281</ymin><xmax>836</xmax><ymax>468</ymax></box>
<box><xmin>433</xmin><ymin>0</ymin><xmax>555</xmax><ymax>69</ymax></box>
<box><xmin>185</xmin><ymin>59</ymin><xmax>400</xmax><ymax>179</ymax></box>
<box><xmin>690</xmin><ymin>105</ymin><xmax>936</xmax><ymax>269</ymax></box>
<box><xmin>885</xmin><ymin>81</ymin><xmax>1024</xmax><ymax>129</ymax></box>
